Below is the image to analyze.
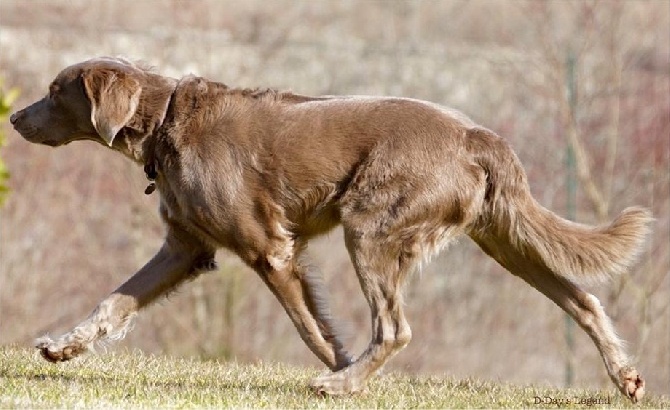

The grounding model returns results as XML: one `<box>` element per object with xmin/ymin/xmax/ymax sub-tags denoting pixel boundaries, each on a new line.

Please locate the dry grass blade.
<box><xmin>1</xmin><ymin>346</ymin><xmax>667</xmax><ymax>409</ymax></box>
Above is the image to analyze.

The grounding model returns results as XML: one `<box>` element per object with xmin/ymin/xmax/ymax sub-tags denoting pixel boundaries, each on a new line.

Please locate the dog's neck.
<box><xmin>112</xmin><ymin>74</ymin><xmax>178</xmax><ymax>161</ymax></box>
<box><xmin>112</xmin><ymin>76</ymin><xmax>179</xmax><ymax>194</ymax></box>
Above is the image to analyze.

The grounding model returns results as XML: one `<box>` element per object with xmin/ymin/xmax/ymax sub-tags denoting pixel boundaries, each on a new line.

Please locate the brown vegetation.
<box><xmin>0</xmin><ymin>0</ymin><xmax>668</xmax><ymax>396</ymax></box>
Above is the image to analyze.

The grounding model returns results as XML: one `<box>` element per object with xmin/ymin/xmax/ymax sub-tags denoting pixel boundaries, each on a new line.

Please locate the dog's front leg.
<box><xmin>257</xmin><ymin>256</ymin><xmax>352</xmax><ymax>372</ymax></box>
<box><xmin>36</xmin><ymin>237</ymin><xmax>209</xmax><ymax>362</ymax></box>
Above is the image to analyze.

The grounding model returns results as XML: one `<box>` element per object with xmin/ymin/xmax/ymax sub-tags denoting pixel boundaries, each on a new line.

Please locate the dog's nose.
<box><xmin>9</xmin><ymin>111</ymin><xmax>21</xmax><ymax>125</ymax></box>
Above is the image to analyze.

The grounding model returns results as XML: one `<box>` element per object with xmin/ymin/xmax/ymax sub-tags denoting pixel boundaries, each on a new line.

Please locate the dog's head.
<box><xmin>11</xmin><ymin>57</ymin><xmax>145</xmax><ymax>147</ymax></box>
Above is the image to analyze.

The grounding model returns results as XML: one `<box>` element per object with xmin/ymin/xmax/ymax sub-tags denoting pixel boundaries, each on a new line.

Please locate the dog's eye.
<box><xmin>48</xmin><ymin>84</ymin><xmax>60</xmax><ymax>99</ymax></box>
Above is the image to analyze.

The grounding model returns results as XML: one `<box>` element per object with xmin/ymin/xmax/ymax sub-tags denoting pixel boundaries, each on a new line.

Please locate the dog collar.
<box><xmin>143</xmin><ymin>162</ymin><xmax>157</xmax><ymax>195</ymax></box>
<box><xmin>142</xmin><ymin>81</ymin><xmax>179</xmax><ymax>195</ymax></box>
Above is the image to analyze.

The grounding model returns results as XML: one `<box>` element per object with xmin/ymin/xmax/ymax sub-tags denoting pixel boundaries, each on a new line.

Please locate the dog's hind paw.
<box><xmin>35</xmin><ymin>336</ymin><xmax>88</xmax><ymax>363</ymax></box>
<box><xmin>619</xmin><ymin>366</ymin><xmax>645</xmax><ymax>403</ymax></box>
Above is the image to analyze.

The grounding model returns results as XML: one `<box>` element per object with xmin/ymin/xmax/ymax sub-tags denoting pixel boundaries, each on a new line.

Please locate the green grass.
<box><xmin>0</xmin><ymin>345</ymin><xmax>667</xmax><ymax>409</ymax></box>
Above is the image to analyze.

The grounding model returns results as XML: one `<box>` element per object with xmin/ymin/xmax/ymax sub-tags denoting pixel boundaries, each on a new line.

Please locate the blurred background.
<box><xmin>0</xmin><ymin>0</ymin><xmax>668</xmax><ymax>396</ymax></box>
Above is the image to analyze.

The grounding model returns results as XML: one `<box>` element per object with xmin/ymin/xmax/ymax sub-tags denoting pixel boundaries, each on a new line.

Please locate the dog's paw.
<box><xmin>619</xmin><ymin>366</ymin><xmax>644</xmax><ymax>403</ymax></box>
<box><xmin>35</xmin><ymin>336</ymin><xmax>87</xmax><ymax>363</ymax></box>
<box><xmin>310</xmin><ymin>369</ymin><xmax>365</xmax><ymax>396</ymax></box>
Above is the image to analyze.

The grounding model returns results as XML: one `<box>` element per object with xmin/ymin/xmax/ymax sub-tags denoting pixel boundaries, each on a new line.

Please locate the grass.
<box><xmin>0</xmin><ymin>345</ymin><xmax>667</xmax><ymax>409</ymax></box>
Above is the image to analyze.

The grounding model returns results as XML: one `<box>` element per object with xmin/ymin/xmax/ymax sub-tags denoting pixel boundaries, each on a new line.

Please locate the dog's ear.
<box><xmin>83</xmin><ymin>69</ymin><xmax>142</xmax><ymax>146</ymax></box>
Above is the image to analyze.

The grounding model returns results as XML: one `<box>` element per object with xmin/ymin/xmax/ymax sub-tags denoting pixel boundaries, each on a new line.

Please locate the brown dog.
<box><xmin>11</xmin><ymin>57</ymin><xmax>650</xmax><ymax>401</ymax></box>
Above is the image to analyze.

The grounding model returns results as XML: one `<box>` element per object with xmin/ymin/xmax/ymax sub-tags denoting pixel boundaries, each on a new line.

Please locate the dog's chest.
<box><xmin>157</xmin><ymin>176</ymin><xmax>236</xmax><ymax>249</ymax></box>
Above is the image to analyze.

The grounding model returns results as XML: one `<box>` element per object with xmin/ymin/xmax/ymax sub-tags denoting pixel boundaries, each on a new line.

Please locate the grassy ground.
<box><xmin>0</xmin><ymin>345</ymin><xmax>667</xmax><ymax>409</ymax></box>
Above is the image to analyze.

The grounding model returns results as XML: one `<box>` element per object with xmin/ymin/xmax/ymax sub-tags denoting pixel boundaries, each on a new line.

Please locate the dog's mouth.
<box><xmin>41</xmin><ymin>139</ymin><xmax>62</xmax><ymax>147</ymax></box>
<box><xmin>29</xmin><ymin>132</ymin><xmax>83</xmax><ymax>147</ymax></box>
<box><xmin>18</xmin><ymin>131</ymin><xmax>65</xmax><ymax>147</ymax></box>
<box><xmin>42</xmin><ymin>137</ymin><xmax>84</xmax><ymax>147</ymax></box>
<box><xmin>13</xmin><ymin>121</ymin><xmax>86</xmax><ymax>147</ymax></box>
<box><xmin>13</xmin><ymin>123</ymin><xmax>40</xmax><ymax>141</ymax></box>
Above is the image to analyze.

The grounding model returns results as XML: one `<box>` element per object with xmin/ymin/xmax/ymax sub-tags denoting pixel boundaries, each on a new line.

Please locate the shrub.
<box><xmin>0</xmin><ymin>79</ymin><xmax>19</xmax><ymax>206</ymax></box>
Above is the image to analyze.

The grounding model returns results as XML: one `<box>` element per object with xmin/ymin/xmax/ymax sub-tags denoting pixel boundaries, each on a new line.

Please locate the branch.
<box><xmin>561</xmin><ymin>103</ymin><xmax>609</xmax><ymax>221</ymax></box>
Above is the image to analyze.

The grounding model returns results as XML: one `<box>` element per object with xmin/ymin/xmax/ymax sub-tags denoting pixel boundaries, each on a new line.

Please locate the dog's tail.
<box><xmin>465</xmin><ymin>127</ymin><xmax>652</xmax><ymax>285</ymax></box>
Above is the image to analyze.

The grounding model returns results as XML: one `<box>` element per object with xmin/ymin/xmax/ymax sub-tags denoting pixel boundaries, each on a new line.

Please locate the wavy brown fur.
<box><xmin>466</xmin><ymin>127</ymin><xmax>652</xmax><ymax>285</ymax></box>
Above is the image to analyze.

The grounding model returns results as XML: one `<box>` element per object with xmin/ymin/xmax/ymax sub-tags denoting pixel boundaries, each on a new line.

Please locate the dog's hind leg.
<box><xmin>519</xmin><ymin>268</ymin><xmax>644</xmax><ymax>402</ymax></box>
<box><xmin>472</xmin><ymin>233</ymin><xmax>645</xmax><ymax>402</ymax></box>
<box><xmin>310</xmin><ymin>145</ymin><xmax>486</xmax><ymax>394</ymax></box>
<box><xmin>310</xmin><ymin>225</ymin><xmax>415</xmax><ymax>394</ymax></box>
<box><xmin>36</xmin><ymin>228</ymin><xmax>214</xmax><ymax>362</ymax></box>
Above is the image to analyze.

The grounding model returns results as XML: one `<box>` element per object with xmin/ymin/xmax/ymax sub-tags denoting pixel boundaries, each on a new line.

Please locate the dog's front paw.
<box><xmin>619</xmin><ymin>366</ymin><xmax>645</xmax><ymax>403</ymax></box>
<box><xmin>35</xmin><ymin>336</ymin><xmax>88</xmax><ymax>363</ymax></box>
